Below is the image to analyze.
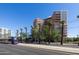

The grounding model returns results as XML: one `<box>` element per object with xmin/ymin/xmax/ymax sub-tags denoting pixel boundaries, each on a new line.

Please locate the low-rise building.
<box><xmin>0</xmin><ymin>28</ymin><xmax>11</xmax><ymax>39</ymax></box>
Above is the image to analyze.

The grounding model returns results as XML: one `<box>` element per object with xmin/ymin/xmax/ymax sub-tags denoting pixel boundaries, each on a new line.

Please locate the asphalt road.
<box><xmin>0</xmin><ymin>44</ymin><xmax>79</xmax><ymax>55</ymax></box>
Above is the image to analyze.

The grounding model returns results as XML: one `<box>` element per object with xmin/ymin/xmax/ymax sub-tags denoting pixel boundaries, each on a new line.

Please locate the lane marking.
<box><xmin>0</xmin><ymin>52</ymin><xmax>9</xmax><ymax>53</ymax></box>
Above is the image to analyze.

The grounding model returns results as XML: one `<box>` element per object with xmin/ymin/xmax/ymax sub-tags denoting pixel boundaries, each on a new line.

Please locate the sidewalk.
<box><xmin>17</xmin><ymin>43</ymin><xmax>79</xmax><ymax>54</ymax></box>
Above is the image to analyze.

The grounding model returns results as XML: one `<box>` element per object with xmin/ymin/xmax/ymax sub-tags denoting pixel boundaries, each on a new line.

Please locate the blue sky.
<box><xmin>0</xmin><ymin>3</ymin><xmax>79</xmax><ymax>37</ymax></box>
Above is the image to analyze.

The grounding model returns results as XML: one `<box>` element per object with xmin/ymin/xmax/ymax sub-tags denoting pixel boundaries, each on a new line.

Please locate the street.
<box><xmin>0</xmin><ymin>44</ymin><xmax>78</xmax><ymax>55</ymax></box>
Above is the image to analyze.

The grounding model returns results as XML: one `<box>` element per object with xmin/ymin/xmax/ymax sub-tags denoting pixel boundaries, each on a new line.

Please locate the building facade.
<box><xmin>44</xmin><ymin>11</ymin><xmax>67</xmax><ymax>37</ymax></box>
<box><xmin>0</xmin><ymin>28</ymin><xmax>11</xmax><ymax>39</ymax></box>
<box><xmin>33</xmin><ymin>11</ymin><xmax>67</xmax><ymax>40</ymax></box>
<box><xmin>33</xmin><ymin>18</ymin><xmax>44</xmax><ymax>30</ymax></box>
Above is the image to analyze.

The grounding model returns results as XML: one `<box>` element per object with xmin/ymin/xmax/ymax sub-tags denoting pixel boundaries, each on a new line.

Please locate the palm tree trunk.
<box><xmin>24</xmin><ymin>27</ymin><xmax>27</xmax><ymax>43</ymax></box>
<box><xmin>16</xmin><ymin>30</ymin><xmax>19</xmax><ymax>42</ymax></box>
<box><xmin>20</xmin><ymin>28</ymin><xmax>23</xmax><ymax>43</ymax></box>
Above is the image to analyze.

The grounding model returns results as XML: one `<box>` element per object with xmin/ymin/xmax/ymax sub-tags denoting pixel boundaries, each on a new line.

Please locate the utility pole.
<box><xmin>38</xmin><ymin>24</ymin><xmax>41</xmax><ymax>44</ymax></box>
<box><xmin>61</xmin><ymin>20</ymin><xmax>64</xmax><ymax>45</ymax></box>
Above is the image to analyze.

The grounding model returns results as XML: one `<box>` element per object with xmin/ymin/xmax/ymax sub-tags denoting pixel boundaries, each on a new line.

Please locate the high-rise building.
<box><xmin>44</xmin><ymin>11</ymin><xmax>67</xmax><ymax>37</ymax></box>
<box><xmin>33</xmin><ymin>11</ymin><xmax>67</xmax><ymax>39</ymax></box>
<box><xmin>33</xmin><ymin>18</ymin><xmax>44</xmax><ymax>30</ymax></box>
<box><xmin>34</xmin><ymin>18</ymin><xmax>44</xmax><ymax>26</ymax></box>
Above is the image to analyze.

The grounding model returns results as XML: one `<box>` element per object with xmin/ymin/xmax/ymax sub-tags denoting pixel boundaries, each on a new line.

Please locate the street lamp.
<box><xmin>60</xmin><ymin>20</ymin><xmax>64</xmax><ymax>45</ymax></box>
<box><xmin>38</xmin><ymin>24</ymin><xmax>41</xmax><ymax>44</ymax></box>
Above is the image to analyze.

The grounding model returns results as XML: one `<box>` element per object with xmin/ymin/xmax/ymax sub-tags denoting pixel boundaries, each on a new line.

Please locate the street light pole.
<box><xmin>61</xmin><ymin>21</ymin><xmax>64</xmax><ymax>45</ymax></box>
<box><xmin>38</xmin><ymin>24</ymin><xmax>41</xmax><ymax>44</ymax></box>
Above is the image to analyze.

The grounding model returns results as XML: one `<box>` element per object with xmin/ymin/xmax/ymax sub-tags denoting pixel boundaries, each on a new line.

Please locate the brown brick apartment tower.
<box><xmin>44</xmin><ymin>11</ymin><xmax>67</xmax><ymax>42</ymax></box>
<box><xmin>33</xmin><ymin>11</ymin><xmax>67</xmax><ymax>43</ymax></box>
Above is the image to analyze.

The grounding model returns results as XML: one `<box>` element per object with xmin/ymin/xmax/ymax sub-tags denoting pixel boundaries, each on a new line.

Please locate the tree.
<box><xmin>20</xmin><ymin>28</ymin><xmax>23</xmax><ymax>43</ymax></box>
<box><xmin>51</xmin><ymin>29</ymin><xmax>60</xmax><ymax>42</ymax></box>
<box><xmin>46</xmin><ymin>20</ymin><xmax>52</xmax><ymax>44</ymax></box>
<box><xmin>21</xmin><ymin>32</ymin><xmax>28</xmax><ymax>42</ymax></box>
<box><xmin>43</xmin><ymin>25</ymin><xmax>49</xmax><ymax>42</ymax></box>
<box><xmin>42</xmin><ymin>20</ymin><xmax>61</xmax><ymax>44</ymax></box>
<box><xmin>24</xmin><ymin>27</ymin><xmax>28</xmax><ymax>42</ymax></box>
<box><xmin>31</xmin><ymin>26</ymin><xmax>39</xmax><ymax>42</ymax></box>
<box><xmin>38</xmin><ymin>24</ymin><xmax>41</xmax><ymax>44</ymax></box>
<box><xmin>19</xmin><ymin>27</ymin><xmax>29</xmax><ymax>43</ymax></box>
<box><xmin>43</xmin><ymin>25</ymin><xmax>60</xmax><ymax>43</ymax></box>
<box><xmin>16</xmin><ymin>30</ymin><xmax>19</xmax><ymax>42</ymax></box>
<box><xmin>24</xmin><ymin>27</ymin><xmax>27</xmax><ymax>34</ymax></box>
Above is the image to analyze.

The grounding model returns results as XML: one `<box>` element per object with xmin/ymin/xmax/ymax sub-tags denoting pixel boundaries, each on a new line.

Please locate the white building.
<box><xmin>0</xmin><ymin>28</ymin><xmax>11</xmax><ymax>39</ymax></box>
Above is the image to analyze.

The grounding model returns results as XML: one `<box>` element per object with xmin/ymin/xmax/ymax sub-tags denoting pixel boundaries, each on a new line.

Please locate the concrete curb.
<box><xmin>17</xmin><ymin>43</ymin><xmax>79</xmax><ymax>54</ymax></box>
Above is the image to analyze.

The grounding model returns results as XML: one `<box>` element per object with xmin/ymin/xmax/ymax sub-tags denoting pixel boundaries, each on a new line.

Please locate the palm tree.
<box><xmin>31</xmin><ymin>26</ymin><xmax>35</xmax><ymax>42</ymax></box>
<box><xmin>51</xmin><ymin>29</ymin><xmax>60</xmax><ymax>42</ymax></box>
<box><xmin>31</xmin><ymin>26</ymin><xmax>38</xmax><ymax>43</ymax></box>
<box><xmin>38</xmin><ymin>24</ymin><xmax>41</xmax><ymax>44</ymax></box>
<box><xmin>31</xmin><ymin>26</ymin><xmax>33</xmax><ymax>40</ymax></box>
<box><xmin>43</xmin><ymin>20</ymin><xmax>61</xmax><ymax>44</ymax></box>
<box><xmin>16</xmin><ymin>30</ymin><xmax>19</xmax><ymax>42</ymax></box>
<box><xmin>46</xmin><ymin>20</ymin><xmax>52</xmax><ymax>44</ymax></box>
<box><xmin>43</xmin><ymin>25</ymin><xmax>49</xmax><ymax>42</ymax></box>
<box><xmin>21</xmin><ymin>32</ymin><xmax>27</xmax><ymax>42</ymax></box>
<box><xmin>24</xmin><ymin>27</ymin><xmax>27</xmax><ymax>42</ymax></box>
<box><xmin>24</xmin><ymin>27</ymin><xmax>27</xmax><ymax>34</ymax></box>
<box><xmin>20</xmin><ymin>28</ymin><xmax>23</xmax><ymax>43</ymax></box>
